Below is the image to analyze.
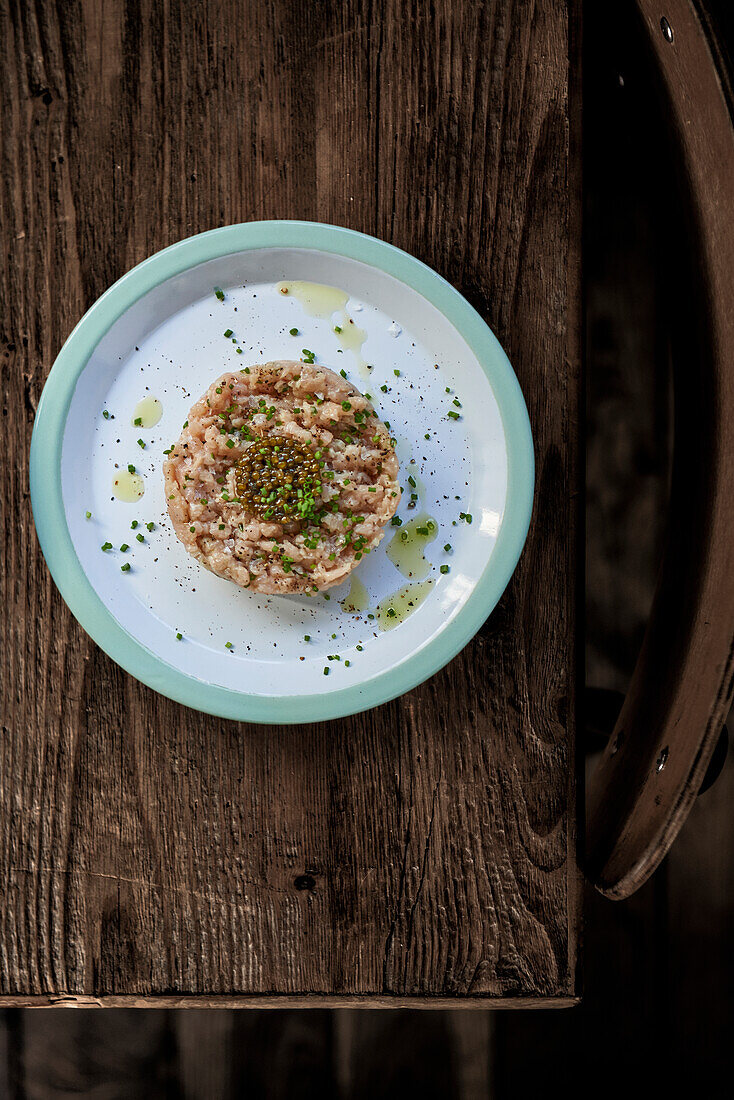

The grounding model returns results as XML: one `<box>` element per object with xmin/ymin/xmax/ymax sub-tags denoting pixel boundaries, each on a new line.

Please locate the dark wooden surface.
<box><xmin>0</xmin><ymin>1</ymin><xmax>579</xmax><ymax>1002</ymax></box>
<box><xmin>586</xmin><ymin>0</ymin><xmax>734</xmax><ymax>898</ymax></box>
<box><xmin>0</xmin><ymin>2</ymin><xmax>732</xmax><ymax>1095</ymax></box>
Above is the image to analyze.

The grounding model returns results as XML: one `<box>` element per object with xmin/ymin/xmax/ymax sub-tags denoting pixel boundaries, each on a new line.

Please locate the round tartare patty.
<box><xmin>164</xmin><ymin>361</ymin><xmax>401</xmax><ymax>594</ymax></box>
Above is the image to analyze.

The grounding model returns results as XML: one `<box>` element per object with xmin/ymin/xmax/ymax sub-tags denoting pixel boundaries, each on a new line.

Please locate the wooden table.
<box><xmin>0</xmin><ymin>0</ymin><xmax>580</xmax><ymax>1007</ymax></box>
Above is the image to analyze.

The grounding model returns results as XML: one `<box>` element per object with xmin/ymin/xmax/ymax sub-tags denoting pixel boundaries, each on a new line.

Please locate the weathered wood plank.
<box><xmin>0</xmin><ymin>0</ymin><xmax>578</xmax><ymax>1000</ymax></box>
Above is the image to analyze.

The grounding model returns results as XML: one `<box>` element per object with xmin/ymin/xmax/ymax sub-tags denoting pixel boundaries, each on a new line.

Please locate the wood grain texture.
<box><xmin>0</xmin><ymin>0</ymin><xmax>579</xmax><ymax>1001</ymax></box>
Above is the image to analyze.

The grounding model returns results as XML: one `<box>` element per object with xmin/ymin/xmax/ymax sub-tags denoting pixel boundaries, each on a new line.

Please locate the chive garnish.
<box><xmin>176</xmin><ymin>632</ymin><xmax>182</xmax><ymax>640</ymax></box>
<box><xmin>85</xmin><ymin>511</ymin><xmax>91</xmax><ymax>519</ymax></box>
<box><xmin>120</xmin><ymin>563</ymin><xmax>131</xmax><ymax>572</ymax></box>
<box><xmin>289</xmin><ymin>327</ymin><xmax>299</xmax><ymax>336</ymax></box>
<box><xmin>440</xmin><ymin>564</ymin><xmax>450</xmax><ymax>574</ymax></box>
<box><xmin>224</xmin><ymin>328</ymin><xmax>233</xmax><ymax>338</ymax></box>
<box><xmin>101</xmin><ymin>542</ymin><xmax>112</xmax><ymax>551</ymax></box>
<box><xmin>214</xmin><ymin>286</ymin><xmax>224</xmax><ymax>301</ymax></box>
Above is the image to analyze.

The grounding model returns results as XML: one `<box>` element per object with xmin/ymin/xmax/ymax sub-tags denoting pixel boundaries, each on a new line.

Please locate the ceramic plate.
<box><xmin>30</xmin><ymin>221</ymin><xmax>533</xmax><ymax>722</ymax></box>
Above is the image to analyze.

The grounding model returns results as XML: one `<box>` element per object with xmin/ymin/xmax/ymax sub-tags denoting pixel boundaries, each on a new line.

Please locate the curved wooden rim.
<box><xmin>586</xmin><ymin>0</ymin><xmax>734</xmax><ymax>898</ymax></box>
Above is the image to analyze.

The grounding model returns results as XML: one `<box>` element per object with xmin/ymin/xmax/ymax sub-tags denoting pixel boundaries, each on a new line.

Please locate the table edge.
<box><xmin>0</xmin><ymin>994</ymin><xmax>581</xmax><ymax>1011</ymax></box>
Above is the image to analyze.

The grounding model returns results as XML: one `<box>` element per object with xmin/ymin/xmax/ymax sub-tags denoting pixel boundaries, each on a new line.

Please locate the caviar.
<box><xmin>234</xmin><ymin>435</ymin><xmax>322</xmax><ymax>523</ymax></box>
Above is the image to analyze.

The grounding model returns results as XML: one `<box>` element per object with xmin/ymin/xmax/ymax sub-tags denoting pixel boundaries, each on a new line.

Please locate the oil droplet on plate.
<box><xmin>340</xmin><ymin>574</ymin><xmax>371</xmax><ymax>614</ymax></box>
<box><xmin>377</xmin><ymin>579</ymin><xmax>435</xmax><ymax>630</ymax></box>
<box><xmin>113</xmin><ymin>470</ymin><xmax>145</xmax><ymax>502</ymax></box>
<box><xmin>334</xmin><ymin>310</ymin><xmax>369</xmax><ymax>376</ymax></box>
<box><xmin>131</xmin><ymin>396</ymin><xmax>162</xmax><ymax>428</ymax></box>
<box><xmin>387</xmin><ymin>513</ymin><xmax>438</xmax><ymax>580</ymax></box>
<box><xmin>277</xmin><ymin>280</ymin><xmax>348</xmax><ymax>318</ymax></box>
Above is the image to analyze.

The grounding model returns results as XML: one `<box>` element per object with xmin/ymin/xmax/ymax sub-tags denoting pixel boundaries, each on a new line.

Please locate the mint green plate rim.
<box><xmin>30</xmin><ymin>220</ymin><xmax>534</xmax><ymax>724</ymax></box>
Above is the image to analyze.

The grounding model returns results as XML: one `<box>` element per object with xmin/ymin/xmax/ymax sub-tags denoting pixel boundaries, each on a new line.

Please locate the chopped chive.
<box><xmin>444</xmin><ymin>543</ymin><xmax>452</xmax><ymax>552</ymax></box>
<box><xmin>131</xmin><ymin>520</ymin><xmax>138</xmax><ymax>529</ymax></box>
<box><xmin>408</xmin><ymin>475</ymin><xmax>416</xmax><ymax>488</ymax></box>
<box><xmin>345</xmin><ymin>660</ymin><xmax>351</xmax><ymax>667</ymax></box>
<box><xmin>176</xmin><ymin>632</ymin><xmax>182</xmax><ymax>640</ymax></box>
<box><xmin>136</xmin><ymin>533</ymin><xmax>144</xmax><ymax>542</ymax></box>
<box><xmin>447</xmin><ymin>410</ymin><xmax>460</xmax><ymax>420</ymax></box>
<box><xmin>390</xmin><ymin>516</ymin><xmax>402</xmax><ymax>526</ymax></box>
<box><xmin>137</xmin><ymin>438</ymin><xmax>145</xmax><ymax>448</ymax></box>
<box><xmin>334</xmin><ymin>325</ymin><xmax>342</xmax><ymax>334</ymax></box>
<box><xmin>356</xmin><ymin>645</ymin><xmax>363</xmax><ymax>651</ymax></box>
<box><xmin>393</xmin><ymin>369</ymin><xmax>400</xmax><ymax>377</ymax></box>
<box><xmin>146</xmin><ymin>522</ymin><xmax>155</xmax><ymax>531</ymax></box>
<box><xmin>386</xmin><ymin>607</ymin><xmax>396</xmax><ymax>618</ymax></box>
<box><xmin>102</xmin><ymin>409</ymin><xmax>110</xmax><ymax>420</ymax></box>
<box><xmin>304</xmin><ymin>635</ymin><xmax>311</xmax><ymax>642</ymax></box>
<box><xmin>214</xmin><ymin>286</ymin><xmax>224</xmax><ymax>301</ymax></box>
<box><xmin>134</xmin><ymin>417</ymin><xmax>142</xmax><ymax>426</ymax></box>
<box><xmin>119</xmin><ymin>543</ymin><xmax>129</xmax><ymax>552</ymax></box>
<box><xmin>289</xmin><ymin>327</ymin><xmax>299</xmax><ymax>336</ymax></box>
<box><xmin>85</xmin><ymin>511</ymin><xmax>91</xmax><ymax>519</ymax></box>
<box><xmin>453</xmin><ymin>398</ymin><xmax>462</xmax><ymax>407</ymax></box>
<box><xmin>440</xmin><ymin>564</ymin><xmax>450</xmax><ymax>574</ymax></box>
<box><xmin>323</xmin><ymin>667</ymin><xmax>329</xmax><ymax>675</ymax></box>
<box><xmin>224</xmin><ymin>328</ymin><xmax>233</xmax><ymax>338</ymax></box>
<box><xmin>189</xmin><ymin>526</ymin><xmax>196</xmax><ymax>533</ymax></box>
<box><xmin>120</xmin><ymin>563</ymin><xmax>131</xmax><ymax>572</ymax></box>
<box><xmin>127</xmin><ymin>464</ymin><xmax>136</xmax><ymax>474</ymax></box>
<box><xmin>101</xmin><ymin>542</ymin><xmax>112</xmax><ymax>551</ymax></box>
